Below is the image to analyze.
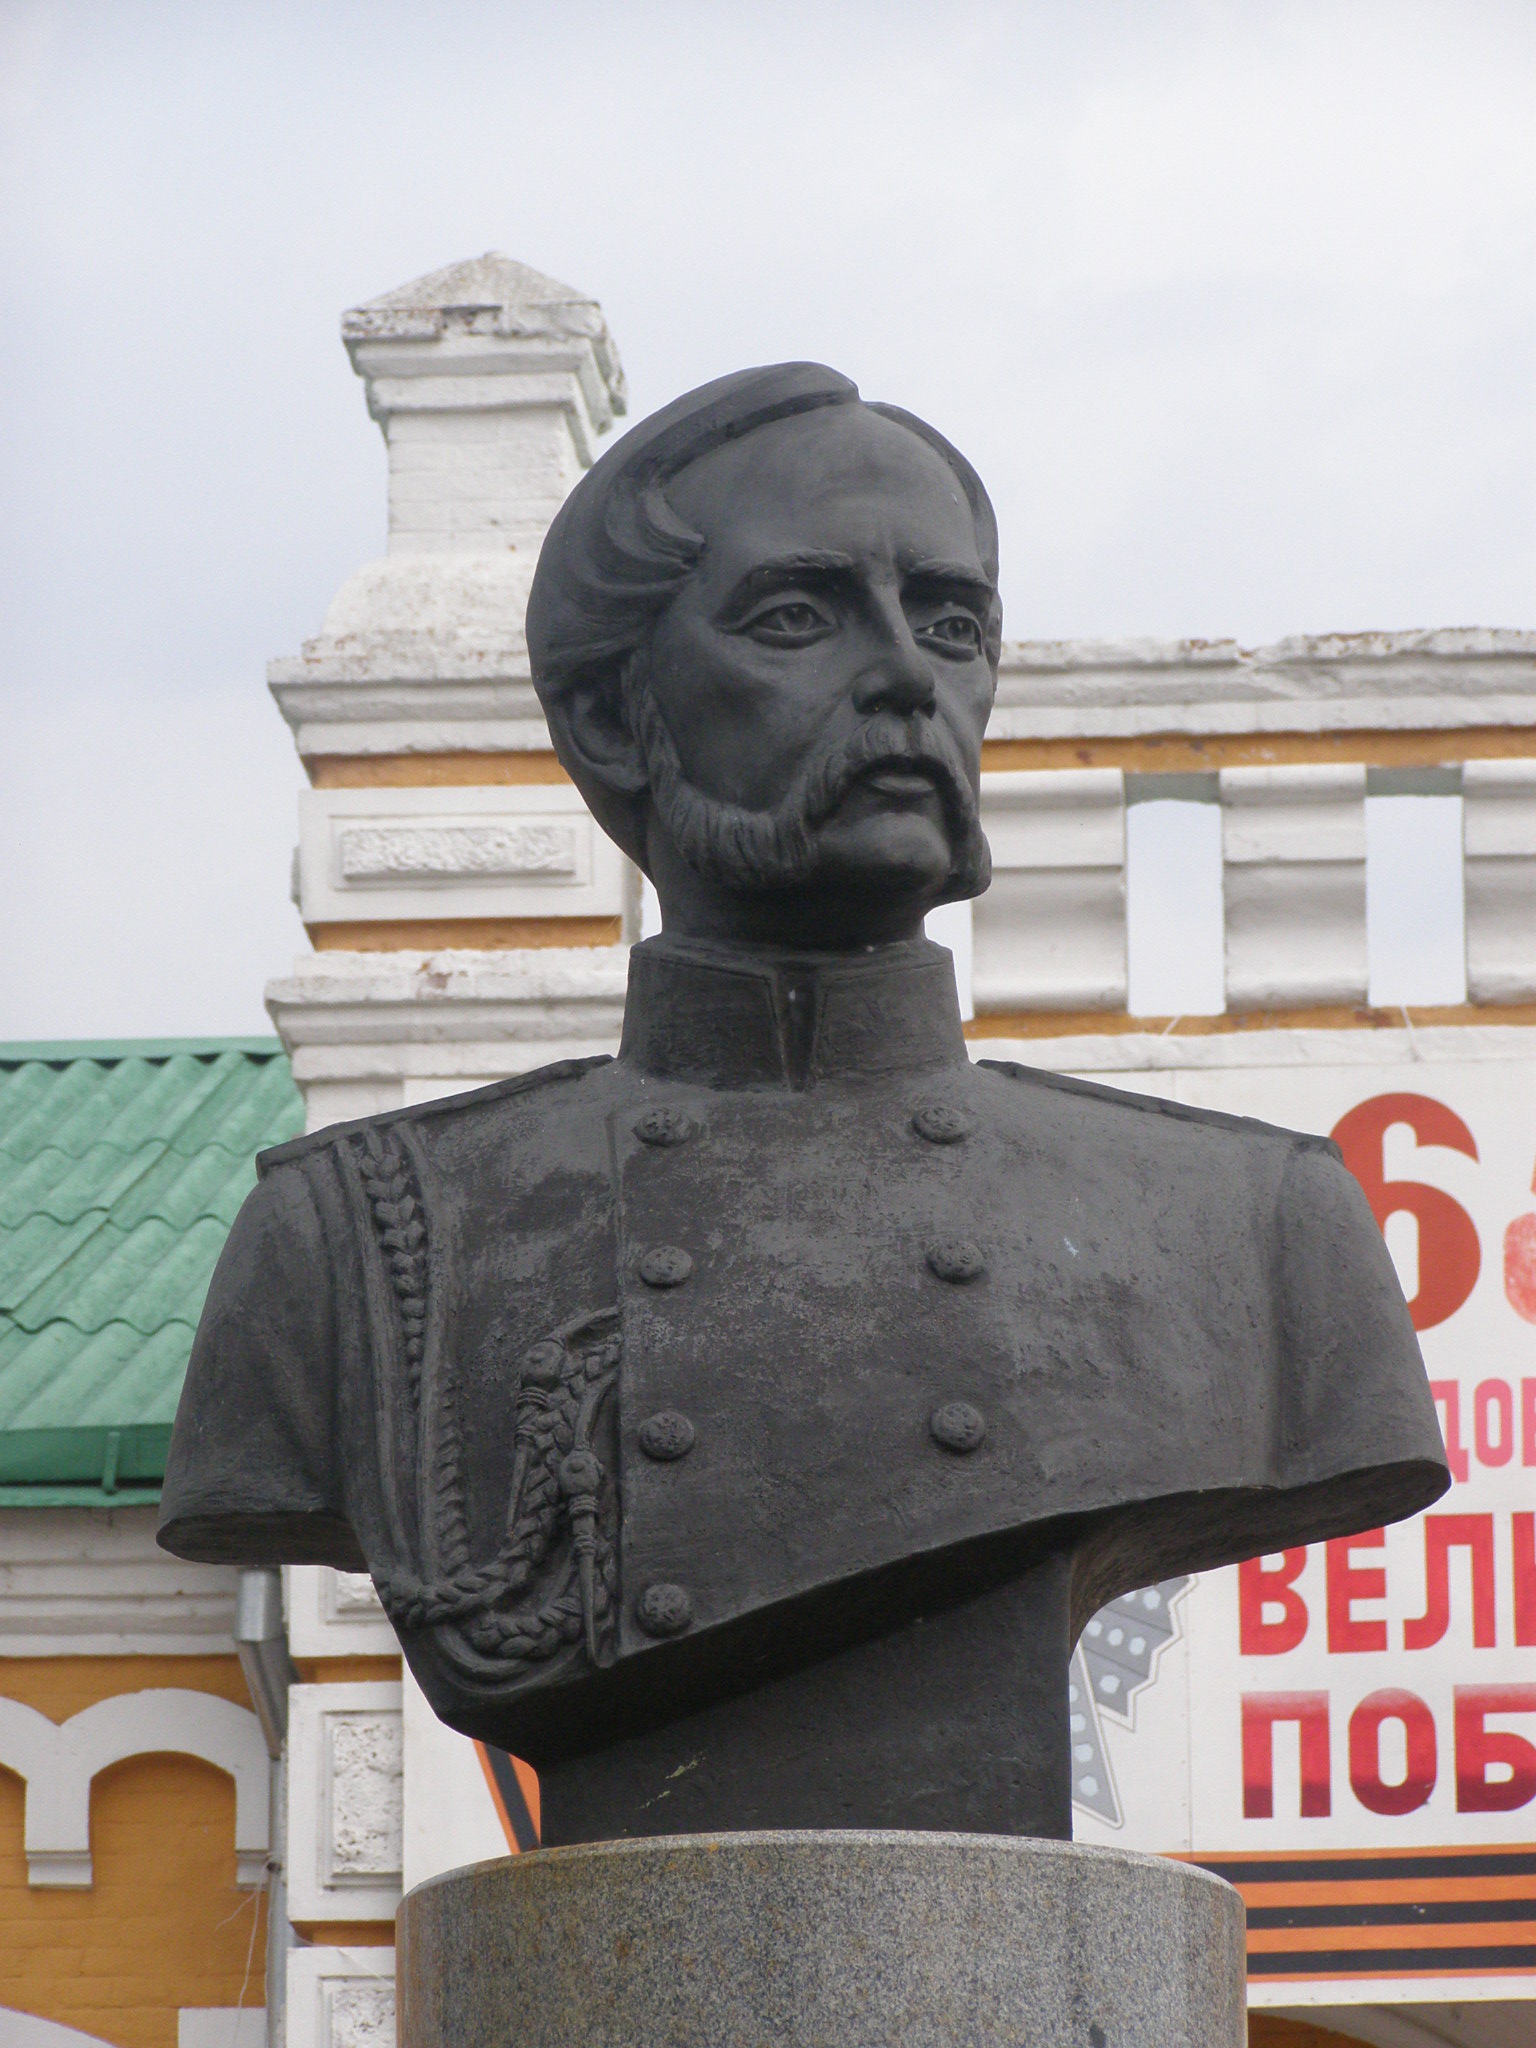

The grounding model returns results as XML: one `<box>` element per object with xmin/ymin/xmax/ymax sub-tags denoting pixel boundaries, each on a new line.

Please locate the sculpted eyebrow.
<box><xmin>716</xmin><ymin>552</ymin><xmax>860</xmax><ymax>621</ymax></box>
<box><xmin>902</xmin><ymin>561</ymin><xmax>997</xmax><ymax>607</ymax></box>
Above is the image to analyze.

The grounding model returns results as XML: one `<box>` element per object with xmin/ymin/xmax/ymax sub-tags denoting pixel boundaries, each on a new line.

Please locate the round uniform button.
<box><xmin>634</xmin><ymin>1106</ymin><xmax>697</xmax><ymax>1147</ymax></box>
<box><xmin>911</xmin><ymin>1104</ymin><xmax>972</xmax><ymax>1145</ymax></box>
<box><xmin>636</xmin><ymin>1582</ymin><xmax>694</xmax><ymax>1638</ymax></box>
<box><xmin>930</xmin><ymin>1401</ymin><xmax>987</xmax><ymax>1454</ymax></box>
<box><xmin>638</xmin><ymin>1410</ymin><xmax>696</xmax><ymax>1462</ymax></box>
<box><xmin>637</xmin><ymin>1245</ymin><xmax>694</xmax><ymax>1288</ymax></box>
<box><xmin>926</xmin><ymin>1238</ymin><xmax>987</xmax><ymax>1283</ymax></box>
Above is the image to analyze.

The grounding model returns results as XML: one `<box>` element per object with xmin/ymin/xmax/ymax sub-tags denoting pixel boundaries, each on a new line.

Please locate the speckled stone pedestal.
<box><xmin>396</xmin><ymin>1831</ymin><xmax>1246</xmax><ymax>2048</ymax></box>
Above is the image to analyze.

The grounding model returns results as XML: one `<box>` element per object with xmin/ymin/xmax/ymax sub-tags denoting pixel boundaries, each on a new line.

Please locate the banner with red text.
<box><xmin>1068</xmin><ymin>1050</ymin><xmax>1536</xmax><ymax>2001</ymax></box>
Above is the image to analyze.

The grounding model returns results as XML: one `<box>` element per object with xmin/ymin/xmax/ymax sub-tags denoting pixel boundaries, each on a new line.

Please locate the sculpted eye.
<box><xmin>917</xmin><ymin>611</ymin><xmax>984</xmax><ymax>656</ymax></box>
<box><xmin>744</xmin><ymin>600</ymin><xmax>833</xmax><ymax>644</ymax></box>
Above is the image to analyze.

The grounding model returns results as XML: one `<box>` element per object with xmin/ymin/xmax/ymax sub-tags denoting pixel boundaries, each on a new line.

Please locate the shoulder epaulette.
<box><xmin>256</xmin><ymin>1054</ymin><xmax>613</xmax><ymax>1175</ymax></box>
<box><xmin>976</xmin><ymin>1057</ymin><xmax>1341</xmax><ymax>1157</ymax></box>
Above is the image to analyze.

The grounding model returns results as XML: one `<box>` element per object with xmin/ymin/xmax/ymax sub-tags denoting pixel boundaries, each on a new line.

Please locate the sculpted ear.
<box><xmin>539</xmin><ymin>656</ymin><xmax>654</xmax><ymax>873</ymax></box>
<box><xmin>554</xmin><ymin>666</ymin><xmax>648</xmax><ymax>797</ymax></box>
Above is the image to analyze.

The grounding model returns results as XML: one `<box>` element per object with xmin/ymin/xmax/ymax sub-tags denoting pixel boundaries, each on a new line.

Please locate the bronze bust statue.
<box><xmin>160</xmin><ymin>363</ymin><xmax>1449</xmax><ymax>1845</ymax></box>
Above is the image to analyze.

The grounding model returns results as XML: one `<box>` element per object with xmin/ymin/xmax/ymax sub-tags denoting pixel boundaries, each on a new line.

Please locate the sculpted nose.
<box><xmin>851</xmin><ymin>618</ymin><xmax>938</xmax><ymax>718</ymax></box>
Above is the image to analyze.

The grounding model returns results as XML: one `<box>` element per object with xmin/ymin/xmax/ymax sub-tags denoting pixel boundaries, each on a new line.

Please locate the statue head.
<box><xmin>526</xmin><ymin>363</ymin><xmax>1001</xmax><ymax>949</ymax></box>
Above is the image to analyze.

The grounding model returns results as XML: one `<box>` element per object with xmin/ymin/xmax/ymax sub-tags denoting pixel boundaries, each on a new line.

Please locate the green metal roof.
<box><xmin>0</xmin><ymin>1040</ymin><xmax>303</xmax><ymax>1504</ymax></box>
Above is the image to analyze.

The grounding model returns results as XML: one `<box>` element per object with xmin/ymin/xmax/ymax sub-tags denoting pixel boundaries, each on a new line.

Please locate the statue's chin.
<box><xmin>809</xmin><ymin>810</ymin><xmax>959</xmax><ymax>900</ymax></box>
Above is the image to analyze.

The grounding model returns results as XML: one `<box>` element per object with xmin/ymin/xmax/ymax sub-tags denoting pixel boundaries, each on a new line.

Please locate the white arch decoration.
<box><xmin>0</xmin><ymin>1688</ymin><xmax>269</xmax><ymax>1887</ymax></box>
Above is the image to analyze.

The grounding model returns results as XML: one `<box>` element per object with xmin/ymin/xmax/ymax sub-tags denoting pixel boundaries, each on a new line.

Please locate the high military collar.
<box><xmin>619</xmin><ymin>933</ymin><xmax>969</xmax><ymax>1089</ymax></box>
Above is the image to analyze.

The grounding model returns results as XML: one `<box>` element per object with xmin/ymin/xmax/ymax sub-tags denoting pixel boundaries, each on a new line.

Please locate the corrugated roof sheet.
<box><xmin>0</xmin><ymin>1041</ymin><xmax>303</xmax><ymax>1498</ymax></box>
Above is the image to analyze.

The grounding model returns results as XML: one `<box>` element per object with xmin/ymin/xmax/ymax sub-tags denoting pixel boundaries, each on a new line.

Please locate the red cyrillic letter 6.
<box><xmin>1331</xmin><ymin>1094</ymin><xmax>1480</xmax><ymax>1331</ymax></box>
<box><xmin>1455</xmin><ymin>1687</ymin><xmax>1536</xmax><ymax>1812</ymax></box>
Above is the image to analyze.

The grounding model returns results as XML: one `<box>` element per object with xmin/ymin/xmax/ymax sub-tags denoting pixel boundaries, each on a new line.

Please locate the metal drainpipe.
<box><xmin>235</xmin><ymin>1570</ymin><xmax>299</xmax><ymax>2048</ymax></box>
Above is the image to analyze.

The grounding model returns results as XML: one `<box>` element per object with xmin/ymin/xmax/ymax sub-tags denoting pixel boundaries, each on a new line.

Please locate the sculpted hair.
<box><xmin>525</xmin><ymin>361</ymin><xmax>1000</xmax><ymax>863</ymax></box>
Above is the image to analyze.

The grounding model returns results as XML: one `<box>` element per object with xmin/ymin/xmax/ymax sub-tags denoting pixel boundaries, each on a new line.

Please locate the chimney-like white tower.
<box><xmin>266</xmin><ymin>257</ymin><xmax>633</xmax><ymax>1129</ymax></box>
<box><xmin>273</xmin><ymin>252</ymin><xmax>626</xmax><ymax>760</ymax></box>
<box><xmin>349</xmin><ymin>253</ymin><xmax>624</xmax><ymax>554</ymax></box>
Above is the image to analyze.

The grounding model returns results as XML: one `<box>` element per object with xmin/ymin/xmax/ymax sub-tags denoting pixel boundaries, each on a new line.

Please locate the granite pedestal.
<box><xmin>396</xmin><ymin>1831</ymin><xmax>1245</xmax><ymax>2048</ymax></box>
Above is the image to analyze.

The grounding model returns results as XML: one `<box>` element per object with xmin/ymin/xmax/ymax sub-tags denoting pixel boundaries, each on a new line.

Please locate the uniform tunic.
<box><xmin>159</xmin><ymin>936</ymin><xmax>1449</xmax><ymax>1841</ymax></box>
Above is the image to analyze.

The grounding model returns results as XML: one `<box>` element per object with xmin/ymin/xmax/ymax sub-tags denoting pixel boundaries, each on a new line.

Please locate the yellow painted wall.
<box><xmin>0</xmin><ymin>1656</ymin><xmax>267</xmax><ymax>2048</ymax></box>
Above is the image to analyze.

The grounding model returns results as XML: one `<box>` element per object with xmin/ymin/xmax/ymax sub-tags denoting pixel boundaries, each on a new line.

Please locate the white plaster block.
<box><xmin>0</xmin><ymin>2012</ymin><xmax>133</xmax><ymax>2048</ymax></box>
<box><xmin>384</xmin><ymin>407</ymin><xmax>581</xmax><ymax>557</ymax></box>
<box><xmin>1464</xmin><ymin>760</ymin><xmax>1536</xmax><ymax>1003</ymax></box>
<box><xmin>177</xmin><ymin>2011</ymin><xmax>264</xmax><ymax>2048</ymax></box>
<box><xmin>287</xmin><ymin>1683</ymin><xmax>403</xmax><ymax>1924</ymax></box>
<box><xmin>296</xmin><ymin>785</ymin><xmax>624</xmax><ymax>927</ymax></box>
<box><xmin>922</xmin><ymin>900</ymin><xmax>973</xmax><ymax>1020</ymax></box>
<box><xmin>401</xmin><ymin>1665</ymin><xmax>510</xmax><ymax>1895</ymax></box>
<box><xmin>971</xmin><ymin>770</ymin><xmax>1126</xmax><ymax>1012</ymax></box>
<box><xmin>286</xmin><ymin>1950</ymin><xmax>395</xmax><ymax>2048</ymax></box>
<box><xmin>297</xmin><ymin>1082</ymin><xmax>407</xmax><ymax>1134</ymax></box>
<box><xmin>284</xmin><ymin>1568</ymin><xmax>398</xmax><ymax>1659</ymax></box>
<box><xmin>1221</xmin><ymin>765</ymin><xmax>1367</xmax><ymax>1008</ymax></box>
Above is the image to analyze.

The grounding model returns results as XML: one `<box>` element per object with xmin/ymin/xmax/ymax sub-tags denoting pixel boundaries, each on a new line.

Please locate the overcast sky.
<box><xmin>1</xmin><ymin>0</ymin><xmax>1532</xmax><ymax>1039</ymax></box>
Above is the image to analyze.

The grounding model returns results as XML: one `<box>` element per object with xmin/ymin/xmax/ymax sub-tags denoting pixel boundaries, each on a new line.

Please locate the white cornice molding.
<box><xmin>0</xmin><ymin>1506</ymin><xmax>239</xmax><ymax>1657</ymax></box>
<box><xmin>974</xmin><ymin>1021</ymin><xmax>1536</xmax><ymax>1075</ymax></box>
<box><xmin>989</xmin><ymin>628</ymin><xmax>1536</xmax><ymax>740</ymax></box>
<box><xmin>344</xmin><ymin>258</ymin><xmax>625</xmax><ymax>470</ymax></box>
<box><xmin>265</xmin><ymin>947</ymin><xmax>629</xmax><ymax>1126</ymax></box>
<box><xmin>273</xmin><ymin>627</ymin><xmax>1536</xmax><ymax>761</ymax></box>
<box><xmin>266</xmin><ymin>946</ymin><xmax>628</xmax><ymax>1048</ymax></box>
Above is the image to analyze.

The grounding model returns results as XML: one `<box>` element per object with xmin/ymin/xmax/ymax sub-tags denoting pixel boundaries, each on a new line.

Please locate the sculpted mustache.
<box><xmin>628</xmin><ymin>679</ymin><xmax>990</xmax><ymax>897</ymax></box>
<box><xmin>797</xmin><ymin>718</ymin><xmax>978</xmax><ymax>830</ymax></box>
